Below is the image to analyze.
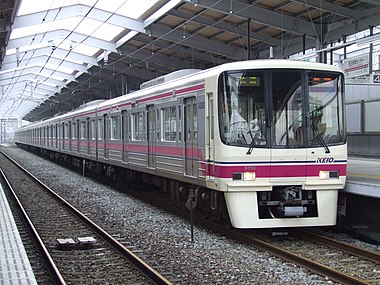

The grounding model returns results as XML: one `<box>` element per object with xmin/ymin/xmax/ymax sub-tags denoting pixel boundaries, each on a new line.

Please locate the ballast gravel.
<box><xmin>2</xmin><ymin>145</ymin><xmax>343</xmax><ymax>284</ymax></box>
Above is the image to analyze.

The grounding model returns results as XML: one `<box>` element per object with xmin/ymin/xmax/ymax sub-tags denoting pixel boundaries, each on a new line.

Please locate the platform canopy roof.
<box><xmin>1</xmin><ymin>0</ymin><xmax>380</xmax><ymax>122</ymax></box>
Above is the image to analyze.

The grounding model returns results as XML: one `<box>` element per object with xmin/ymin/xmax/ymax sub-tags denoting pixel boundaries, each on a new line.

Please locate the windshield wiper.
<box><xmin>246</xmin><ymin>140</ymin><xmax>255</xmax><ymax>155</ymax></box>
<box><xmin>311</xmin><ymin>124</ymin><xmax>330</xmax><ymax>154</ymax></box>
<box><xmin>316</xmin><ymin>133</ymin><xmax>330</xmax><ymax>154</ymax></box>
<box><xmin>246</xmin><ymin>130</ymin><xmax>255</xmax><ymax>155</ymax></box>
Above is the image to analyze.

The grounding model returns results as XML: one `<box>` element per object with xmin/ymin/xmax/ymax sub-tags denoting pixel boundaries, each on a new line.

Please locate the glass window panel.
<box><xmin>72</xmin><ymin>123</ymin><xmax>77</xmax><ymax>139</ymax></box>
<box><xmin>193</xmin><ymin>103</ymin><xmax>198</xmax><ymax>140</ymax></box>
<box><xmin>272</xmin><ymin>71</ymin><xmax>303</xmax><ymax>146</ymax></box>
<box><xmin>90</xmin><ymin>120</ymin><xmax>96</xmax><ymax>139</ymax></box>
<box><xmin>156</xmin><ymin>110</ymin><xmax>160</xmax><ymax>141</ymax></box>
<box><xmin>308</xmin><ymin>72</ymin><xmax>346</xmax><ymax>145</ymax></box>
<box><xmin>98</xmin><ymin>119</ymin><xmax>103</xmax><ymax>140</ymax></box>
<box><xmin>162</xmin><ymin>106</ymin><xmax>177</xmax><ymax>142</ymax></box>
<box><xmin>365</xmin><ymin>101</ymin><xmax>380</xmax><ymax>132</ymax></box>
<box><xmin>80</xmin><ymin>121</ymin><xmax>87</xmax><ymax>139</ymax></box>
<box><xmin>178</xmin><ymin>106</ymin><xmax>182</xmax><ymax>142</ymax></box>
<box><xmin>132</xmin><ymin>112</ymin><xmax>144</xmax><ymax>141</ymax></box>
<box><xmin>111</xmin><ymin>116</ymin><xmax>120</xmax><ymax>140</ymax></box>
<box><xmin>171</xmin><ymin>106</ymin><xmax>177</xmax><ymax>141</ymax></box>
<box><xmin>163</xmin><ymin>108</ymin><xmax>170</xmax><ymax>141</ymax></box>
<box><xmin>138</xmin><ymin>112</ymin><xmax>144</xmax><ymax>140</ymax></box>
<box><xmin>346</xmin><ymin>103</ymin><xmax>361</xmax><ymax>133</ymax></box>
<box><xmin>218</xmin><ymin>71</ymin><xmax>266</xmax><ymax>146</ymax></box>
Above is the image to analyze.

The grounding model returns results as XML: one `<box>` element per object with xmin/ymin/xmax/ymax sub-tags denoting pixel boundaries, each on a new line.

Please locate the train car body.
<box><xmin>15</xmin><ymin>60</ymin><xmax>347</xmax><ymax>229</ymax></box>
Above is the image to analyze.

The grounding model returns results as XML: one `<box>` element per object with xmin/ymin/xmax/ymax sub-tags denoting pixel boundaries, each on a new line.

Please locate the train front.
<box><xmin>213</xmin><ymin>62</ymin><xmax>346</xmax><ymax>228</ymax></box>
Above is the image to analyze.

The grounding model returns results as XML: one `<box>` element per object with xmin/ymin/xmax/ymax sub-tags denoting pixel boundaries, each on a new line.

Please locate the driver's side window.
<box><xmin>219</xmin><ymin>71</ymin><xmax>267</xmax><ymax>146</ymax></box>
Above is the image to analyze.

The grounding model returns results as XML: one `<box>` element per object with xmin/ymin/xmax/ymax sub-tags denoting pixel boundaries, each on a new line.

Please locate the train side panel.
<box><xmin>15</xmin><ymin>60</ymin><xmax>347</xmax><ymax>229</ymax></box>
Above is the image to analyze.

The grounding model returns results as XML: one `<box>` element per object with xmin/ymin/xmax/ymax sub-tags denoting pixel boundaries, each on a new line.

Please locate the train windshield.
<box><xmin>307</xmin><ymin>73</ymin><xmax>345</xmax><ymax>148</ymax></box>
<box><xmin>218</xmin><ymin>71</ymin><xmax>267</xmax><ymax>146</ymax></box>
<box><xmin>218</xmin><ymin>69</ymin><xmax>345</xmax><ymax>149</ymax></box>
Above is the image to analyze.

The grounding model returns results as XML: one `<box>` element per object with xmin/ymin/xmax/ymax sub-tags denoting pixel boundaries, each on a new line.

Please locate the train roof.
<box><xmin>19</xmin><ymin>59</ymin><xmax>343</xmax><ymax>129</ymax></box>
<box><xmin>95</xmin><ymin>59</ymin><xmax>342</xmax><ymax>107</ymax></box>
<box><xmin>218</xmin><ymin>59</ymin><xmax>343</xmax><ymax>73</ymax></box>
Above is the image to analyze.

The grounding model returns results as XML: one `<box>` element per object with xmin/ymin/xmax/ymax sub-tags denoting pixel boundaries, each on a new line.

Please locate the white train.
<box><xmin>15</xmin><ymin>60</ymin><xmax>347</xmax><ymax>228</ymax></box>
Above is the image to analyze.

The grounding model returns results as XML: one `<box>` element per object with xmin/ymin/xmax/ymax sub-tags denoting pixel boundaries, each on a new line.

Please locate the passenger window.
<box><xmin>132</xmin><ymin>112</ymin><xmax>144</xmax><ymax>141</ymax></box>
<box><xmin>80</xmin><ymin>121</ymin><xmax>87</xmax><ymax>139</ymax></box>
<box><xmin>98</xmin><ymin>119</ymin><xmax>103</xmax><ymax>140</ymax></box>
<box><xmin>162</xmin><ymin>106</ymin><xmax>177</xmax><ymax>142</ymax></box>
<box><xmin>111</xmin><ymin>116</ymin><xmax>121</xmax><ymax>140</ymax></box>
<box><xmin>72</xmin><ymin>123</ymin><xmax>77</xmax><ymax>139</ymax></box>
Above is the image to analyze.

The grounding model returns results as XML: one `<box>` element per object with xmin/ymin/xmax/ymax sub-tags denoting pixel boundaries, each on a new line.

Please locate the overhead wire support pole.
<box><xmin>369</xmin><ymin>26</ymin><xmax>373</xmax><ymax>74</ymax></box>
<box><xmin>303</xmin><ymin>34</ymin><xmax>306</xmax><ymax>55</ymax></box>
<box><xmin>247</xmin><ymin>18</ymin><xmax>251</xmax><ymax>60</ymax></box>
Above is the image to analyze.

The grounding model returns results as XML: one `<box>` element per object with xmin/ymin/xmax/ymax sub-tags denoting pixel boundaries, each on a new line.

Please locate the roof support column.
<box><xmin>316</xmin><ymin>23</ymin><xmax>329</xmax><ymax>63</ymax></box>
<box><xmin>247</xmin><ymin>18</ymin><xmax>251</xmax><ymax>60</ymax></box>
<box><xmin>303</xmin><ymin>34</ymin><xmax>306</xmax><ymax>55</ymax></box>
<box><xmin>369</xmin><ymin>26</ymin><xmax>374</xmax><ymax>74</ymax></box>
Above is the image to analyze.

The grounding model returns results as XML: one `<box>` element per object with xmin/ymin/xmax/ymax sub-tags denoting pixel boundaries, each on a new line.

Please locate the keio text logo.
<box><xmin>316</xmin><ymin>157</ymin><xmax>335</xmax><ymax>163</ymax></box>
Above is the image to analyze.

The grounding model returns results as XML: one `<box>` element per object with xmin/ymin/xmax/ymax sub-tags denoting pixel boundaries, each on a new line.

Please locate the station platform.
<box><xmin>339</xmin><ymin>156</ymin><xmax>380</xmax><ymax>243</ymax></box>
<box><xmin>0</xmin><ymin>183</ymin><xmax>38</xmax><ymax>285</ymax></box>
<box><xmin>345</xmin><ymin>156</ymin><xmax>380</xmax><ymax>197</ymax></box>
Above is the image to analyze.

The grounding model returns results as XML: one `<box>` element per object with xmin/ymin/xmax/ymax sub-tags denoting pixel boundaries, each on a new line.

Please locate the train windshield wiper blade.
<box><xmin>311</xmin><ymin>124</ymin><xmax>330</xmax><ymax>154</ymax></box>
<box><xmin>246</xmin><ymin>139</ymin><xmax>255</xmax><ymax>155</ymax></box>
<box><xmin>246</xmin><ymin>130</ymin><xmax>255</xmax><ymax>155</ymax></box>
<box><xmin>316</xmin><ymin>133</ymin><xmax>330</xmax><ymax>154</ymax></box>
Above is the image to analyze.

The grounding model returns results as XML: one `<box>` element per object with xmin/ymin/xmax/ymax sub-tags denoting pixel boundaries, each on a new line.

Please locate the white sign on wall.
<box><xmin>346</xmin><ymin>74</ymin><xmax>380</xmax><ymax>85</ymax></box>
<box><xmin>342</xmin><ymin>54</ymin><xmax>370</xmax><ymax>78</ymax></box>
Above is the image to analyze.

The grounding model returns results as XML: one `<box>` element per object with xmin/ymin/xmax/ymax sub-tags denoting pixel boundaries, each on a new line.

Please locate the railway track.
<box><xmin>242</xmin><ymin>229</ymin><xmax>380</xmax><ymax>285</ymax></box>
<box><xmin>0</xmin><ymin>150</ymin><xmax>173</xmax><ymax>285</ymax></box>
<box><xmin>121</xmin><ymin>181</ymin><xmax>380</xmax><ymax>285</ymax></box>
<box><xmin>3</xmin><ymin>146</ymin><xmax>380</xmax><ymax>284</ymax></box>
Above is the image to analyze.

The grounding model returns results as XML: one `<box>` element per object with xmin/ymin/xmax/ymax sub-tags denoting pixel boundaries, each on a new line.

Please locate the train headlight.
<box><xmin>243</xmin><ymin>172</ymin><xmax>256</xmax><ymax>181</ymax></box>
<box><xmin>232</xmin><ymin>172</ymin><xmax>256</xmax><ymax>181</ymax></box>
<box><xmin>319</xmin><ymin>171</ymin><xmax>329</xmax><ymax>179</ymax></box>
<box><xmin>319</xmin><ymin>170</ymin><xmax>339</xmax><ymax>179</ymax></box>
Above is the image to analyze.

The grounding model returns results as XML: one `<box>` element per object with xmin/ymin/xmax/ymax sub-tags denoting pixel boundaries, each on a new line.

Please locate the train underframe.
<box><xmin>257</xmin><ymin>186</ymin><xmax>318</xmax><ymax>219</ymax></box>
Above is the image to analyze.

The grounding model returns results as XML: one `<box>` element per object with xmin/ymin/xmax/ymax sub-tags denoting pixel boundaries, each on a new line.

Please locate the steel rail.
<box><xmin>231</xmin><ymin>231</ymin><xmax>370</xmax><ymax>285</ymax></box>
<box><xmin>294</xmin><ymin>229</ymin><xmax>380</xmax><ymax>264</ymax></box>
<box><xmin>0</xmin><ymin>150</ymin><xmax>173</xmax><ymax>285</ymax></box>
<box><xmin>0</xmin><ymin>167</ymin><xmax>66</xmax><ymax>285</ymax></box>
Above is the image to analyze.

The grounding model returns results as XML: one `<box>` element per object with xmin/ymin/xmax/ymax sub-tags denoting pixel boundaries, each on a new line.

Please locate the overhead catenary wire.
<box><xmin>3</xmin><ymin>0</ymin><xmax>370</xmax><ymax>119</ymax></box>
<box><xmin>4</xmin><ymin>0</ymin><xmax>132</xmax><ymax>117</ymax></box>
<box><xmin>0</xmin><ymin>1</ymin><xmax>341</xmax><ymax>117</ymax></box>
<box><xmin>1</xmin><ymin>0</ymin><xmax>65</xmax><ymax>102</ymax></box>
<box><xmin>58</xmin><ymin>0</ymin><xmax>267</xmax><ymax>99</ymax></box>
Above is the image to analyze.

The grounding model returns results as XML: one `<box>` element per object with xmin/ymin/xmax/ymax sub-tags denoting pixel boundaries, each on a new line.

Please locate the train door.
<box><xmin>44</xmin><ymin>126</ymin><xmax>47</xmax><ymax>147</ymax></box>
<box><xmin>56</xmin><ymin>124</ymin><xmax>59</xmax><ymax>150</ymax></box>
<box><xmin>76</xmin><ymin>120</ymin><xmax>80</xmax><ymax>153</ymax></box>
<box><xmin>88</xmin><ymin>119</ymin><xmax>93</xmax><ymax>156</ymax></box>
<box><xmin>62</xmin><ymin>123</ymin><xmax>65</xmax><ymax>150</ymax></box>
<box><xmin>69</xmin><ymin>121</ymin><xmax>72</xmax><ymax>151</ymax></box>
<box><xmin>184</xmin><ymin>97</ymin><xmax>198</xmax><ymax>177</ymax></box>
<box><xmin>65</xmin><ymin>123</ymin><xmax>69</xmax><ymax>151</ymax></box>
<box><xmin>87</xmin><ymin>118</ymin><xmax>90</xmax><ymax>155</ymax></box>
<box><xmin>96</xmin><ymin>117</ymin><xmax>102</xmax><ymax>160</ymax></box>
<box><xmin>104</xmin><ymin>114</ymin><xmax>109</xmax><ymax>159</ymax></box>
<box><xmin>46</xmin><ymin>126</ymin><xmax>49</xmax><ymax>147</ymax></box>
<box><xmin>147</xmin><ymin>105</ymin><xmax>156</xmax><ymax>169</ymax></box>
<box><xmin>122</xmin><ymin>110</ymin><xmax>128</xmax><ymax>163</ymax></box>
<box><xmin>206</xmin><ymin>92</ymin><xmax>215</xmax><ymax>179</ymax></box>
